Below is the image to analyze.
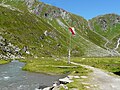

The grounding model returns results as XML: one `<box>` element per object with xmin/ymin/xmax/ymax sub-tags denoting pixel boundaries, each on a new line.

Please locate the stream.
<box><xmin>0</xmin><ymin>60</ymin><xmax>65</xmax><ymax>90</ymax></box>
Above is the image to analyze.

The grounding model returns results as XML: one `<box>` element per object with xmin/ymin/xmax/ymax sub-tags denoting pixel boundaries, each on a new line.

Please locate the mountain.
<box><xmin>0</xmin><ymin>0</ymin><xmax>120</xmax><ymax>60</ymax></box>
<box><xmin>89</xmin><ymin>14</ymin><xmax>120</xmax><ymax>56</ymax></box>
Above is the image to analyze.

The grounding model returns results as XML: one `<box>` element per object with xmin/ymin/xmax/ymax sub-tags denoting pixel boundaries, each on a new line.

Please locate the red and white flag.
<box><xmin>69</xmin><ymin>27</ymin><xmax>76</xmax><ymax>36</ymax></box>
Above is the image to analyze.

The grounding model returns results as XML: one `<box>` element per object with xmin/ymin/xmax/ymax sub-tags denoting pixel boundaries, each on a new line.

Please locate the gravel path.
<box><xmin>71</xmin><ymin>62</ymin><xmax>120</xmax><ymax>90</ymax></box>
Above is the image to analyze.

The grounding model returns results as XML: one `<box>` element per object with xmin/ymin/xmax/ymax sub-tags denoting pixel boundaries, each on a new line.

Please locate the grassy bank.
<box><xmin>71</xmin><ymin>57</ymin><xmax>120</xmax><ymax>73</ymax></box>
<box><xmin>22</xmin><ymin>57</ymin><xmax>90</xmax><ymax>75</ymax></box>
<box><xmin>19</xmin><ymin>57</ymin><xmax>120</xmax><ymax>89</ymax></box>
<box><xmin>0</xmin><ymin>60</ymin><xmax>11</xmax><ymax>64</ymax></box>
<box><xmin>21</xmin><ymin>57</ymin><xmax>91</xmax><ymax>89</ymax></box>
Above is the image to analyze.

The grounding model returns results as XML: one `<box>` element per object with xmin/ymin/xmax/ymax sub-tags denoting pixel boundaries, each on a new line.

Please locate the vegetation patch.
<box><xmin>0</xmin><ymin>60</ymin><xmax>11</xmax><ymax>64</ymax></box>
<box><xmin>71</xmin><ymin>57</ymin><xmax>120</xmax><ymax>73</ymax></box>
<box><xmin>21</xmin><ymin>57</ymin><xmax>91</xmax><ymax>90</ymax></box>
<box><xmin>22</xmin><ymin>57</ymin><xmax>89</xmax><ymax>75</ymax></box>
<box><xmin>65</xmin><ymin>78</ymin><xmax>87</xmax><ymax>90</ymax></box>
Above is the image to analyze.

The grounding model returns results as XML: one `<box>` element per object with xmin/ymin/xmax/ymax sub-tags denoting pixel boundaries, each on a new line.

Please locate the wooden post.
<box><xmin>68</xmin><ymin>33</ymin><xmax>71</xmax><ymax>64</ymax></box>
<box><xmin>68</xmin><ymin>48</ymin><xmax>71</xmax><ymax>64</ymax></box>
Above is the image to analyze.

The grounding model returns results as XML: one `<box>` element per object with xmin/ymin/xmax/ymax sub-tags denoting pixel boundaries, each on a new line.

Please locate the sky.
<box><xmin>40</xmin><ymin>0</ymin><xmax>120</xmax><ymax>20</ymax></box>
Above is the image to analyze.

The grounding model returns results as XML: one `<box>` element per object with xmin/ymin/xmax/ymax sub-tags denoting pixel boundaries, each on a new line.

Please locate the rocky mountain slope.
<box><xmin>0</xmin><ymin>0</ymin><xmax>120</xmax><ymax>60</ymax></box>
<box><xmin>89</xmin><ymin>14</ymin><xmax>120</xmax><ymax>56</ymax></box>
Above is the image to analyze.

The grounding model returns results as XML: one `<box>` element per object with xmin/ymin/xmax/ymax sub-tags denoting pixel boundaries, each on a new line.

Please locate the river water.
<box><xmin>0</xmin><ymin>60</ymin><xmax>65</xmax><ymax>90</ymax></box>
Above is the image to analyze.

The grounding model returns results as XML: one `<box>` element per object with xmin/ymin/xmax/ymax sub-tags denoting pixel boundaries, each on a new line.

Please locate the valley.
<box><xmin>0</xmin><ymin>0</ymin><xmax>120</xmax><ymax>90</ymax></box>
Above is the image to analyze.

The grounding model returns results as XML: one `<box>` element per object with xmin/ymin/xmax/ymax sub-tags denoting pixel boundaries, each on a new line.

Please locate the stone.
<box><xmin>80</xmin><ymin>76</ymin><xmax>88</xmax><ymax>79</ymax></box>
<box><xmin>82</xmin><ymin>58</ymin><xmax>85</xmax><ymax>60</ymax></box>
<box><xmin>67</xmin><ymin>75</ymin><xmax>80</xmax><ymax>79</ymax></box>
<box><xmin>71</xmin><ymin>88</ymin><xmax>78</xmax><ymax>90</ymax></box>
<box><xmin>26</xmin><ymin>51</ymin><xmax>30</xmax><ymax>54</ymax></box>
<box><xmin>67</xmin><ymin>76</ymin><xmax>74</xmax><ymax>79</ymax></box>
<box><xmin>52</xmin><ymin>86</ymin><xmax>60</xmax><ymax>90</ymax></box>
<box><xmin>60</xmin><ymin>84</ymin><xmax>68</xmax><ymax>89</ymax></box>
<box><xmin>82</xmin><ymin>82</ymin><xmax>90</xmax><ymax>85</ymax></box>
<box><xmin>44</xmin><ymin>30</ymin><xmax>48</xmax><ymax>36</ymax></box>
<box><xmin>59</xmin><ymin>77</ymin><xmax>73</xmax><ymax>84</ymax></box>
<box><xmin>74</xmin><ymin>76</ymin><xmax>80</xmax><ymax>79</ymax></box>
<box><xmin>84</xmin><ymin>86</ymin><xmax>90</xmax><ymax>89</ymax></box>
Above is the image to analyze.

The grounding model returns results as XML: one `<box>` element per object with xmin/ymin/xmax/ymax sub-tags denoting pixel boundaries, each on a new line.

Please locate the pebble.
<box><xmin>80</xmin><ymin>76</ymin><xmax>88</xmax><ymax>79</ymax></box>
<box><xmin>84</xmin><ymin>86</ymin><xmax>90</xmax><ymax>89</ymax></box>
<box><xmin>68</xmin><ymin>75</ymin><xmax>80</xmax><ymax>79</ymax></box>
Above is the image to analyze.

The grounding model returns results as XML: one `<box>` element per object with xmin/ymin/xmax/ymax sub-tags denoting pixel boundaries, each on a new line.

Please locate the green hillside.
<box><xmin>0</xmin><ymin>0</ymin><xmax>119</xmax><ymax>60</ymax></box>
<box><xmin>89</xmin><ymin>14</ymin><xmax>120</xmax><ymax>54</ymax></box>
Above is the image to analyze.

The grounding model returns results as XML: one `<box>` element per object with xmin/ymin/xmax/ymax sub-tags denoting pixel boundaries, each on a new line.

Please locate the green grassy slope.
<box><xmin>89</xmin><ymin>14</ymin><xmax>120</xmax><ymax>53</ymax></box>
<box><xmin>72</xmin><ymin>57</ymin><xmax>120</xmax><ymax>73</ymax></box>
<box><xmin>27</xmin><ymin>0</ymin><xmax>111</xmax><ymax>57</ymax></box>
<box><xmin>89</xmin><ymin>14</ymin><xmax>120</xmax><ymax>39</ymax></box>
<box><xmin>0</xmin><ymin>0</ymin><xmax>114</xmax><ymax>60</ymax></box>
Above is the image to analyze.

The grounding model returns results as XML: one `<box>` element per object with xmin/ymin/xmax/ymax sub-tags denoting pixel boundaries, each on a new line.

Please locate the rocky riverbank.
<box><xmin>36</xmin><ymin>75</ymin><xmax>80</xmax><ymax>90</ymax></box>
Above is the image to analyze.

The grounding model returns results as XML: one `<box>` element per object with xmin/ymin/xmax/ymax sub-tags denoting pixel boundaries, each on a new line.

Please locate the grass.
<box><xmin>89</xmin><ymin>14</ymin><xmax>120</xmax><ymax>40</ymax></box>
<box><xmin>0</xmin><ymin>5</ymin><xmax>86</xmax><ymax>57</ymax></box>
<box><xmin>66</xmin><ymin>79</ymin><xmax>87</xmax><ymax>90</ymax></box>
<box><xmin>0</xmin><ymin>60</ymin><xmax>11</xmax><ymax>64</ymax></box>
<box><xmin>20</xmin><ymin>57</ymin><xmax>120</xmax><ymax>89</ymax></box>
<box><xmin>66</xmin><ymin>57</ymin><xmax>120</xmax><ymax>89</ymax></box>
<box><xmin>22</xmin><ymin>57</ymin><xmax>90</xmax><ymax>75</ymax></box>
<box><xmin>20</xmin><ymin>57</ymin><xmax>91</xmax><ymax>90</ymax></box>
<box><xmin>0</xmin><ymin>0</ymin><xmax>108</xmax><ymax>58</ymax></box>
<box><xmin>71</xmin><ymin>57</ymin><xmax>120</xmax><ymax>73</ymax></box>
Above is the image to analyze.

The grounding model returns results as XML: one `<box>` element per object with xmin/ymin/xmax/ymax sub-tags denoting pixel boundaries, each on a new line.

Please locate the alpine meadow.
<box><xmin>0</xmin><ymin>0</ymin><xmax>120</xmax><ymax>90</ymax></box>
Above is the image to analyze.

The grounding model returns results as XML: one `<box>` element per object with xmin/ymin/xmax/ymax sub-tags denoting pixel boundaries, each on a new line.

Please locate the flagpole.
<box><xmin>68</xmin><ymin>27</ymin><xmax>75</xmax><ymax>64</ymax></box>
<box><xmin>68</xmin><ymin>30</ymin><xmax>71</xmax><ymax>64</ymax></box>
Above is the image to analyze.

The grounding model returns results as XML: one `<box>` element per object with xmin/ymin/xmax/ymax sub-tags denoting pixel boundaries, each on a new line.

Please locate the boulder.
<box><xmin>68</xmin><ymin>75</ymin><xmax>80</xmax><ymax>79</ymax></box>
<box><xmin>59</xmin><ymin>77</ymin><xmax>73</xmax><ymax>84</ymax></box>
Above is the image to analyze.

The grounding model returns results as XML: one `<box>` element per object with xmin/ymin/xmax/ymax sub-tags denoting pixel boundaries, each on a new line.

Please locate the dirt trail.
<box><xmin>71</xmin><ymin>62</ymin><xmax>120</xmax><ymax>90</ymax></box>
